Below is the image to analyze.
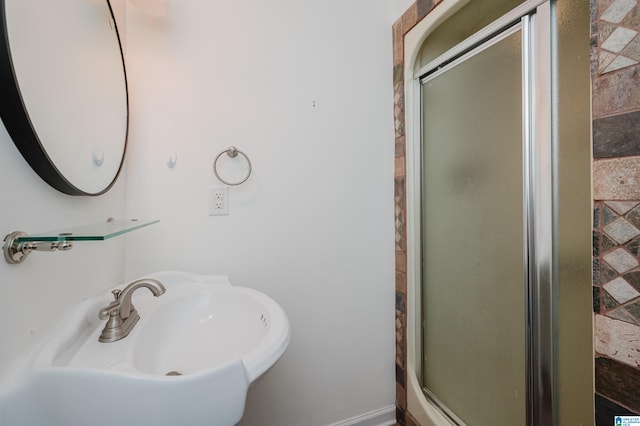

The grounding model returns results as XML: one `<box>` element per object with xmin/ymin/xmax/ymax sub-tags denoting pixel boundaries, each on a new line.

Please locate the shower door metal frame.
<box><xmin>414</xmin><ymin>1</ymin><xmax>555</xmax><ymax>424</ymax></box>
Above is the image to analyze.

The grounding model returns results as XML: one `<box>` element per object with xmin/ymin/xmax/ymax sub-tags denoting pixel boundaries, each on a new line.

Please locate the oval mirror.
<box><xmin>0</xmin><ymin>0</ymin><xmax>128</xmax><ymax>196</ymax></box>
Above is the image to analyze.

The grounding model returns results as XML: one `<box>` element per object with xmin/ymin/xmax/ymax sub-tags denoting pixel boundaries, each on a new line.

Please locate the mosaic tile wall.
<box><xmin>593</xmin><ymin>0</ymin><xmax>640</xmax><ymax>417</ymax></box>
<box><xmin>392</xmin><ymin>0</ymin><xmax>640</xmax><ymax>423</ymax></box>
<box><xmin>594</xmin><ymin>201</ymin><xmax>640</xmax><ymax>324</ymax></box>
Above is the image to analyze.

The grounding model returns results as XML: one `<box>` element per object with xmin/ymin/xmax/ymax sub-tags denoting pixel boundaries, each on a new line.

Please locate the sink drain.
<box><xmin>165</xmin><ymin>371</ymin><xmax>182</xmax><ymax>376</ymax></box>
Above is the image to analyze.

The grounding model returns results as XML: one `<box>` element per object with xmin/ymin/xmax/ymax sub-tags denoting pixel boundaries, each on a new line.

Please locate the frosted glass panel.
<box><xmin>555</xmin><ymin>0</ymin><xmax>594</xmax><ymax>422</ymax></box>
<box><xmin>421</xmin><ymin>30</ymin><xmax>525</xmax><ymax>425</ymax></box>
<box><xmin>416</xmin><ymin>0</ymin><xmax>523</xmax><ymax>69</ymax></box>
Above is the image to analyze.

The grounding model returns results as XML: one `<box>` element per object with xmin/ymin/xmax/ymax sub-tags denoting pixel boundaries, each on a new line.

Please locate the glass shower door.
<box><xmin>420</xmin><ymin>28</ymin><xmax>526</xmax><ymax>425</ymax></box>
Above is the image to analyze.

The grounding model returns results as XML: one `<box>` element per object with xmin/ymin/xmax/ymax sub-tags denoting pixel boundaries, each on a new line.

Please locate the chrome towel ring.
<box><xmin>213</xmin><ymin>146</ymin><xmax>252</xmax><ymax>186</ymax></box>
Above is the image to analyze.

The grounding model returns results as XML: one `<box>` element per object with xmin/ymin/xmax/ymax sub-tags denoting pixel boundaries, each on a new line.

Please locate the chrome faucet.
<box><xmin>98</xmin><ymin>279</ymin><xmax>166</xmax><ymax>343</ymax></box>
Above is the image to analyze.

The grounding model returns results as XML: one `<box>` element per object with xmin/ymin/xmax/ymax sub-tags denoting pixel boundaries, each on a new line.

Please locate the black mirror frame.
<box><xmin>0</xmin><ymin>0</ymin><xmax>128</xmax><ymax>196</ymax></box>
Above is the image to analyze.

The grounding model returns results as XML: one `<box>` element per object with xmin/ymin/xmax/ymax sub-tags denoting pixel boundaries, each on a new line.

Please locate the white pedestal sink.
<box><xmin>0</xmin><ymin>271</ymin><xmax>290</xmax><ymax>426</ymax></box>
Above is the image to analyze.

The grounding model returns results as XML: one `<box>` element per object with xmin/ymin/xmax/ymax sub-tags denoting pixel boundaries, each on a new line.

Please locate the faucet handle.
<box><xmin>98</xmin><ymin>289</ymin><xmax>122</xmax><ymax>320</ymax></box>
<box><xmin>98</xmin><ymin>303</ymin><xmax>119</xmax><ymax>320</ymax></box>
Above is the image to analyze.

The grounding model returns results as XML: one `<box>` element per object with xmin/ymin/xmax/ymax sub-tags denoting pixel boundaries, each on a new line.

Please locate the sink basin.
<box><xmin>0</xmin><ymin>271</ymin><xmax>290</xmax><ymax>426</ymax></box>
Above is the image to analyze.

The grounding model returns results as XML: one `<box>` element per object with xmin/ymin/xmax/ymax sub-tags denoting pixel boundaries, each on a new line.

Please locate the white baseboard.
<box><xmin>327</xmin><ymin>405</ymin><xmax>396</xmax><ymax>426</ymax></box>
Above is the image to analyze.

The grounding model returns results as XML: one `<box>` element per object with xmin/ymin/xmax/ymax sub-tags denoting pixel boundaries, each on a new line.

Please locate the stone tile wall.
<box><xmin>393</xmin><ymin>0</ymin><xmax>640</xmax><ymax>423</ymax></box>
<box><xmin>593</xmin><ymin>0</ymin><xmax>640</xmax><ymax>418</ymax></box>
<box><xmin>392</xmin><ymin>2</ymin><xmax>441</xmax><ymax>425</ymax></box>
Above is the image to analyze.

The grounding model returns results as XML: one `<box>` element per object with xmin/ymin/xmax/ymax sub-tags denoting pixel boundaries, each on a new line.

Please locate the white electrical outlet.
<box><xmin>209</xmin><ymin>187</ymin><xmax>228</xmax><ymax>215</ymax></box>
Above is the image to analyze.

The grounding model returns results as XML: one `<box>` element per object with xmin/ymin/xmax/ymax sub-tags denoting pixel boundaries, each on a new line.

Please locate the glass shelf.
<box><xmin>15</xmin><ymin>219</ymin><xmax>159</xmax><ymax>242</ymax></box>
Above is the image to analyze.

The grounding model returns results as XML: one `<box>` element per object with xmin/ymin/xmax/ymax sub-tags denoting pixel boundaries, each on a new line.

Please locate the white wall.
<box><xmin>393</xmin><ymin>0</ymin><xmax>415</xmax><ymax>21</ymax></box>
<box><xmin>0</xmin><ymin>1</ymin><xmax>127</xmax><ymax>379</ymax></box>
<box><xmin>0</xmin><ymin>127</ymin><xmax>126</xmax><ymax>377</ymax></box>
<box><xmin>123</xmin><ymin>0</ymin><xmax>396</xmax><ymax>424</ymax></box>
<box><xmin>0</xmin><ymin>0</ymin><xmax>399</xmax><ymax>423</ymax></box>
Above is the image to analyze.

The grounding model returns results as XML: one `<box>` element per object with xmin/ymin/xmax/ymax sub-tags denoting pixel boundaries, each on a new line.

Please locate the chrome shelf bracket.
<box><xmin>3</xmin><ymin>231</ymin><xmax>73</xmax><ymax>264</ymax></box>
